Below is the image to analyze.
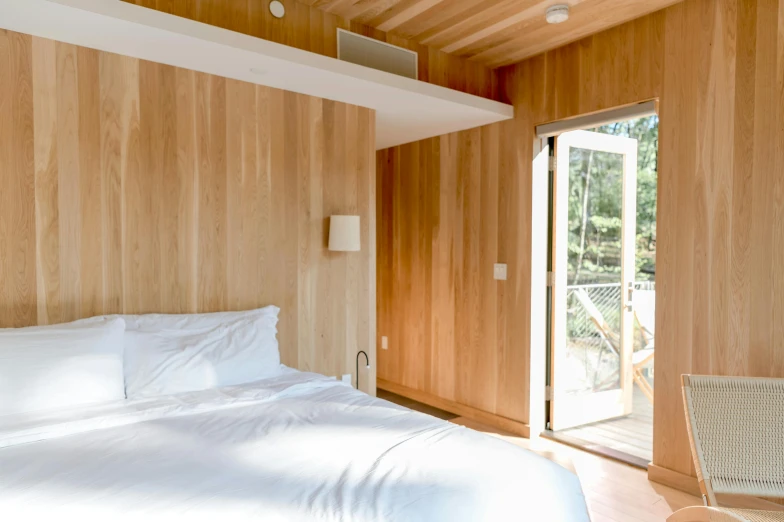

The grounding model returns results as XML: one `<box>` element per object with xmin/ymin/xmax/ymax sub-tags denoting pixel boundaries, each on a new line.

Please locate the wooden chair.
<box><xmin>572</xmin><ymin>288</ymin><xmax>655</xmax><ymax>402</ymax></box>
<box><xmin>668</xmin><ymin>375</ymin><xmax>784</xmax><ymax>522</ymax></box>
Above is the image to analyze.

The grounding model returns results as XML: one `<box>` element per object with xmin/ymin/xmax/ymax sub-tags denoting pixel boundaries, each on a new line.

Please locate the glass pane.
<box><xmin>563</xmin><ymin>147</ymin><xmax>623</xmax><ymax>395</ymax></box>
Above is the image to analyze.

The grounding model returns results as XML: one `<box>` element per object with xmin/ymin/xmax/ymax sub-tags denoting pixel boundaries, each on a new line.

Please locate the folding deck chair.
<box><xmin>572</xmin><ymin>288</ymin><xmax>655</xmax><ymax>403</ymax></box>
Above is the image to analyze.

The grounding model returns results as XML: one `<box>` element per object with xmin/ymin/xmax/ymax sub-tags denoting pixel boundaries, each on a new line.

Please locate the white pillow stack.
<box><xmin>0</xmin><ymin>318</ymin><xmax>126</xmax><ymax>416</ymax></box>
<box><xmin>0</xmin><ymin>306</ymin><xmax>282</xmax><ymax>415</ymax></box>
<box><xmin>122</xmin><ymin>309</ymin><xmax>281</xmax><ymax>398</ymax></box>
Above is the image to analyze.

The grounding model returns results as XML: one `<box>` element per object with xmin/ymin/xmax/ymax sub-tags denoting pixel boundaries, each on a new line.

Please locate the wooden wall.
<box><xmin>122</xmin><ymin>0</ymin><xmax>498</xmax><ymax>101</ymax></box>
<box><xmin>378</xmin><ymin>0</ymin><xmax>784</xmax><ymax>481</ymax></box>
<box><xmin>376</xmin><ymin>121</ymin><xmax>532</xmax><ymax>432</ymax></box>
<box><xmin>0</xmin><ymin>30</ymin><xmax>377</xmax><ymax>393</ymax></box>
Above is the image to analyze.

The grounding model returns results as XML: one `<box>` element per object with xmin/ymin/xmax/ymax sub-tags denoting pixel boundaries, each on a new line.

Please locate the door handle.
<box><xmin>626</xmin><ymin>282</ymin><xmax>634</xmax><ymax>311</ymax></box>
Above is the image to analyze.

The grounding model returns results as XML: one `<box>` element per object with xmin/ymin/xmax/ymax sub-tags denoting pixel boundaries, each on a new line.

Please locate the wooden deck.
<box><xmin>558</xmin><ymin>385</ymin><xmax>653</xmax><ymax>463</ymax></box>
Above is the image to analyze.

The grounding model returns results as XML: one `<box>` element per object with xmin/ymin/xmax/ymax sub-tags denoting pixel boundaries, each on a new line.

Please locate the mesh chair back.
<box><xmin>682</xmin><ymin>375</ymin><xmax>784</xmax><ymax>498</ymax></box>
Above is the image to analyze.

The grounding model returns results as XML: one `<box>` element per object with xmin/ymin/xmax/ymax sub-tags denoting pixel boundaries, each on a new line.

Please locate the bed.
<box><xmin>0</xmin><ymin>309</ymin><xmax>589</xmax><ymax>521</ymax></box>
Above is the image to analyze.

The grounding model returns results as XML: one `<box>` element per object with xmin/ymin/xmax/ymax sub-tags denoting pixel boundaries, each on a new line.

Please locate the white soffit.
<box><xmin>0</xmin><ymin>0</ymin><xmax>514</xmax><ymax>150</ymax></box>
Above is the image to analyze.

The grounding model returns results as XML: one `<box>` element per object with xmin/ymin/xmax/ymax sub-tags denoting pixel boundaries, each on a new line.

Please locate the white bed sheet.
<box><xmin>0</xmin><ymin>367</ymin><xmax>589</xmax><ymax>521</ymax></box>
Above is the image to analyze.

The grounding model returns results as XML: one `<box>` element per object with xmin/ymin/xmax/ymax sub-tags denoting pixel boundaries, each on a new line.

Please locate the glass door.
<box><xmin>550</xmin><ymin>130</ymin><xmax>638</xmax><ymax>431</ymax></box>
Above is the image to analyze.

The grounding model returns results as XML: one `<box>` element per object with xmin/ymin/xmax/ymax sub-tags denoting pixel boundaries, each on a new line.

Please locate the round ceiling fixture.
<box><xmin>545</xmin><ymin>4</ymin><xmax>569</xmax><ymax>24</ymax></box>
<box><xmin>269</xmin><ymin>0</ymin><xmax>285</xmax><ymax>19</ymax></box>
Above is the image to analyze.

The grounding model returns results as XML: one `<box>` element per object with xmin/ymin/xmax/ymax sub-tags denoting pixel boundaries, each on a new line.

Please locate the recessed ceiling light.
<box><xmin>545</xmin><ymin>4</ymin><xmax>569</xmax><ymax>24</ymax></box>
<box><xmin>269</xmin><ymin>0</ymin><xmax>285</xmax><ymax>19</ymax></box>
<box><xmin>249</xmin><ymin>67</ymin><xmax>267</xmax><ymax>75</ymax></box>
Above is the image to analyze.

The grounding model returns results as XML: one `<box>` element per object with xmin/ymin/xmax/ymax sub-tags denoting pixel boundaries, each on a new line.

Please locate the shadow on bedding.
<box><xmin>0</xmin><ymin>438</ymin><xmax>484</xmax><ymax>520</ymax></box>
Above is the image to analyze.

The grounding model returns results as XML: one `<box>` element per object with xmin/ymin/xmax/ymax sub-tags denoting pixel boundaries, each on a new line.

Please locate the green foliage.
<box><xmin>589</xmin><ymin>215</ymin><xmax>622</xmax><ymax>232</ymax></box>
<box><xmin>567</xmin><ymin>115</ymin><xmax>658</xmax><ymax>284</ymax></box>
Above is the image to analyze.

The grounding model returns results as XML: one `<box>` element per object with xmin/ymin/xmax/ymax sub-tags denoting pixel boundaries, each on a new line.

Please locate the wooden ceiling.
<box><xmin>300</xmin><ymin>0</ymin><xmax>682</xmax><ymax>68</ymax></box>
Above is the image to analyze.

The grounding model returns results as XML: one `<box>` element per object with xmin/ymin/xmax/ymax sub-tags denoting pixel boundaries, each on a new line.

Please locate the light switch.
<box><xmin>381</xmin><ymin>336</ymin><xmax>389</xmax><ymax>350</ymax></box>
<box><xmin>494</xmin><ymin>263</ymin><xmax>507</xmax><ymax>280</ymax></box>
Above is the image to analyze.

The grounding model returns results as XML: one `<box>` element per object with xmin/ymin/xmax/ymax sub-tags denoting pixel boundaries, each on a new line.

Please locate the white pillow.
<box><xmin>0</xmin><ymin>318</ymin><xmax>126</xmax><ymax>416</ymax></box>
<box><xmin>124</xmin><ymin>315</ymin><xmax>281</xmax><ymax>399</ymax></box>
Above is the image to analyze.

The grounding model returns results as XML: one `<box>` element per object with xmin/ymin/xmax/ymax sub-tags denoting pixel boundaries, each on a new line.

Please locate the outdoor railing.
<box><xmin>563</xmin><ymin>281</ymin><xmax>655</xmax><ymax>393</ymax></box>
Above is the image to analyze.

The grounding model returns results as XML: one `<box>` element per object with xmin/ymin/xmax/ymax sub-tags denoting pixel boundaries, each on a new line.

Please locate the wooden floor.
<box><xmin>378</xmin><ymin>388</ymin><xmax>701</xmax><ymax>522</ymax></box>
<box><xmin>455</xmin><ymin>417</ymin><xmax>702</xmax><ymax>522</ymax></box>
<box><xmin>558</xmin><ymin>385</ymin><xmax>653</xmax><ymax>463</ymax></box>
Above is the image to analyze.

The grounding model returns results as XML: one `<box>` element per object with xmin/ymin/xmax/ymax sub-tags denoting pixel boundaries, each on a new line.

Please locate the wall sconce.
<box><xmin>328</xmin><ymin>215</ymin><xmax>360</xmax><ymax>252</ymax></box>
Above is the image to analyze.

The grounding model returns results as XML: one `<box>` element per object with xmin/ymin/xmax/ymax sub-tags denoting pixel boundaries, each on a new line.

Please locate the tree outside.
<box><xmin>567</xmin><ymin>115</ymin><xmax>658</xmax><ymax>286</ymax></box>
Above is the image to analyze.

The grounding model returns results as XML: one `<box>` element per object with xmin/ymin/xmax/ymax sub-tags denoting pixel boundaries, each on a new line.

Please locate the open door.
<box><xmin>550</xmin><ymin>130</ymin><xmax>638</xmax><ymax>431</ymax></box>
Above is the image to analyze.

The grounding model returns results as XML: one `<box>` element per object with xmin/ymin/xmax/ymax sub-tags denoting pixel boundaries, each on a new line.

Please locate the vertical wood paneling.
<box><xmin>377</xmin><ymin>127</ymin><xmax>524</xmax><ymax>419</ymax></box>
<box><xmin>226</xmin><ymin>78</ymin><xmax>257</xmax><ymax>312</ymax></box>
<box><xmin>56</xmin><ymin>43</ymin><xmax>84</xmax><ymax>324</ymax></box>
<box><xmin>377</xmin><ymin>0</ymin><xmax>784</xmax><ymax>481</ymax></box>
<box><xmin>154</xmin><ymin>62</ymin><xmax>182</xmax><ymax>314</ymax></box>
<box><xmin>195</xmin><ymin>73</ymin><xmax>227</xmax><ymax>314</ymax></box>
<box><xmin>75</xmin><ymin>47</ymin><xmax>103</xmax><ymax>320</ymax></box>
<box><xmin>280</xmin><ymin>90</ymin><xmax>301</xmax><ymax>368</ymax></box>
<box><xmin>771</xmin><ymin>0</ymin><xmax>784</xmax><ymax>379</ymax></box>
<box><xmin>267</xmin><ymin>86</ymin><xmax>291</xmax><ymax>363</ymax></box>
<box><xmin>495</xmin><ymin>115</ymin><xmax>529</xmax><ymax>422</ymax></box>
<box><xmin>99</xmin><ymin>52</ymin><xmax>133</xmax><ymax>314</ymax></box>
<box><xmin>32</xmin><ymin>37</ymin><xmax>61</xmax><ymax>326</ymax></box>
<box><xmin>432</xmin><ymin>134</ymin><xmax>454</xmax><ymax>400</ymax></box>
<box><xmin>134</xmin><ymin>60</ymin><xmax>162</xmax><ymax>314</ymax></box>
<box><xmin>297</xmin><ymin>93</ymin><xmax>318</xmax><ymax>372</ymax></box>
<box><xmin>343</xmin><ymin>103</ymin><xmax>359</xmax><ymax>382</ymax></box>
<box><xmin>360</xmin><ymin>105</ymin><xmax>377</xmax><ymax>395</ymax></box>
<box><xmin>0</xmin><ymin>30</ymin><xmax>36</xmax><ymax>328</ymax></box>
<box><xmin>174</xmin><ymin>67</ymin><xmax>197</xmax><ymax>313</ymax></box>
<box><xmin>0</xmin><ymin>31</ymin><xmax>376</xmax><ymax>393</ymax></box>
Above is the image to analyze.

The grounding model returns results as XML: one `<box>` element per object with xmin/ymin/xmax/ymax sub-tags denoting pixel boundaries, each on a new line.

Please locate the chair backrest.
<box><xmin>633</xmin><ymin>288</ymin><xmax>655</xmax><ymax>338</ymax></box>
<box><xmin>573</xmin><ymin>288</ymin><xmax>619</xmax><ymax>352</ymax></box>
<box><xmin>573</xmin><ymin>288</ymin><xmax>605</xmax><ymax>324</ymax></box>
<box><xmin>681</xmin><ymin>375</ymin><xmax>784</xmax><ymax>504</ymax></box>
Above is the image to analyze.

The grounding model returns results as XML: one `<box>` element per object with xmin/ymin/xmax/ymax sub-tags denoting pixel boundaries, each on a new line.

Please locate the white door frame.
<box><xmin>549</xmin><ymin>129</ymin><xmax>638</xmax><ymax>431</ymax></box>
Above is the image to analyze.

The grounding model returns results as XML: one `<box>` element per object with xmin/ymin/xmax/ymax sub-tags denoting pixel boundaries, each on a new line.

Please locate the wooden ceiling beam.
<box><xmin>416</xmin><ymin>0</ymin><xmax>521</xmax><ymax>47</ymax></box>
<box><xmin>373</xmin><ymin>0</ymin><xmax>447</xmax><ymax>32</ymax></box>
<box><xmin>348</xmin><ymin>0</ymin><xmax>401</xmax><ymax>22</ymax></box>
<box><xmin>440</xmin><ymin>0</ymin><xmax>551</xmax><ymax>53</ymax></box>
<box><xmin>389</xmin><ymin>0</ymin><xmax>488</xmax><ymax>40</ymax></box>
<box><xmin>322</xmin><ymin>0</ymin><xmax>365</xmax><ymax>15</ymax></box>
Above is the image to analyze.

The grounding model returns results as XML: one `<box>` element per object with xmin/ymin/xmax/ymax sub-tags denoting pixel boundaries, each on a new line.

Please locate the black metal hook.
<box><xmin>355</xmin><ymin>351</ymin><xmax>369</xmax><ymax>390</ymax></box>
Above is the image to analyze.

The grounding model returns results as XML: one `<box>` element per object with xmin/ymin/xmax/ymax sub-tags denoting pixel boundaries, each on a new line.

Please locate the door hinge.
<box><xmin>546</xmin><ymin>271</ymin><xmax>555</xmax><ymax>287</ymax></box>
<box><xmin>545</xmin><ymin>385</ymin><xmax>553</xmax><ymax>401</ymax></box>
<box><xmin>548</xmin><ymin>156</ymin><xmax>556</xmax><ymax>171</ymax></box>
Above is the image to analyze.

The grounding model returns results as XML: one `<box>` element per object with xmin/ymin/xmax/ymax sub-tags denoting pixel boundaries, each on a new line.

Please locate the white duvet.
<box><xmin>0</xmin><ymin>368</ymin><xmax>589</xmax><ymax>521</ymax></box>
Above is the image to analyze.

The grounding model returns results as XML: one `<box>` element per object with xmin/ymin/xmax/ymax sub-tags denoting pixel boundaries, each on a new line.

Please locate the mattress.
<box><xmin>0</xmin><ymin>367</ymin><xmax>589</xmax><ymax>521</ymax></box>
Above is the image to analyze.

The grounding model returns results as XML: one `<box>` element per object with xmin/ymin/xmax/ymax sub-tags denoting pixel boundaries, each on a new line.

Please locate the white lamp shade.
<box><xmin>329</xmin><ymin>215</ymin><xmax>361</xmax><ymax>252</ymax></box>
